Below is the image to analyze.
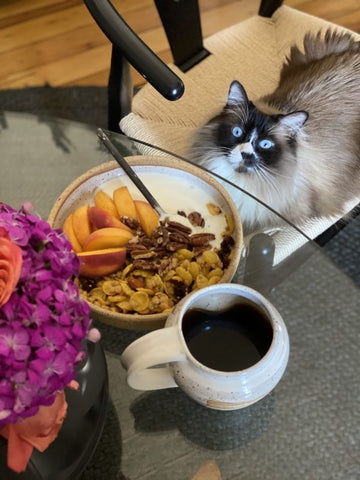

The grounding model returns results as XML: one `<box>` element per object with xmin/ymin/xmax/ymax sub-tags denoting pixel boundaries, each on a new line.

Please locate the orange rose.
<box><xmin>0</xmin><ymin>227</ymin><xmax>22</xmax><ymax>308</ymax></box>
<box><xmin>0</xmin><ymin>380</ymin><xmax>79</xmax><ymax>473</ymax></box>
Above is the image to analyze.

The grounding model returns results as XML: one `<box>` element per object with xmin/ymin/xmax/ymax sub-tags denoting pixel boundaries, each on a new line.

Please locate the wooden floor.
<box><xmin>0</xmin><ymin>0</ymin><xmax>359</xmax><ymax>90</ymax></box>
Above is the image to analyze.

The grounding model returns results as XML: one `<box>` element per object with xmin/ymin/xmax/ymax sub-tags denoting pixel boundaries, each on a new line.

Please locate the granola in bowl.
<box><xmin>48</xmin><ymin>156</ymin><xmax>243</xmax><ymax>330</ymax></box>
<box><xmin>79</xmin><ymin>211</ymin><xmax>235</xmax><ymax>316</ymax></box>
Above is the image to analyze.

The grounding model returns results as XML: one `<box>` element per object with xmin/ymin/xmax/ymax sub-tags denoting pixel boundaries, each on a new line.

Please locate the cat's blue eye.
<box><xmin>258</xmin><ymin>139</ymin><xmax>274</xmax><ymax>149</ymax></box>
<box><xmin>231</xmin><ymin>126</ymin><xmax>243</xmax><ymax>138</ymax></box>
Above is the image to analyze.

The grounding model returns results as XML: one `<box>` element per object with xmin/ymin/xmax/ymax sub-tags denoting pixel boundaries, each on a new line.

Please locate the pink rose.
<box><xmin>0</xmin><ymin>227</ymin><xmax>22</xmax><ymax>308</ymax></box>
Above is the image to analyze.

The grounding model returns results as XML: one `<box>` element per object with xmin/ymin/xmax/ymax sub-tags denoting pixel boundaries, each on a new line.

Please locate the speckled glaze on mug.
<box><xmin>121</xmin><ymin>283</ymin><xmax>289</xmax><ymax>410</ymax></box>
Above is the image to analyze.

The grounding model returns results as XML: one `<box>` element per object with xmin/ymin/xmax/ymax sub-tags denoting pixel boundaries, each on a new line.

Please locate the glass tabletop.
<box><xmin>1</xmin><ymin>111</ymin><xmax>359</xmax><ymax>480</ymax></box>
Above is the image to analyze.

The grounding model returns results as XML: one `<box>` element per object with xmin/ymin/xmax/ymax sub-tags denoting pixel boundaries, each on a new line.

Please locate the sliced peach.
<box><xmin>113</xmin><ymin>186</ymin><xmax>139</xmax><ymax>220</ymax></box>
<box><xmin>72</xmin><ymin>205</ymin><xmax>92</xmax><ymax>247</ymax></box>
<box><xmin>88</xmin><ymin>206</ymin><xmax>132</xmax><ymax>232</ymax></box>
<box><xmin>94</xmin><ymin>190</ymin><xmax>118</xmax><ymax>218</ymax></box>
<box><xmin>82</xmin><ymin>227</ymin><xmax>133</xmax><ymax>252</ymax></box>
<box><xmin>78</xmin><ymin>247</ymin><xmax>126</xmax><ymax>277</ymax></box>
<box><xmin>62</xmin><ymin>214</ymin><xmax>82</xmax><ymax>253</ymax></box>
<box><xmin>134</xmin><ymin>200</ymin><xmax>159</xmax><ymax>237</ymax></box>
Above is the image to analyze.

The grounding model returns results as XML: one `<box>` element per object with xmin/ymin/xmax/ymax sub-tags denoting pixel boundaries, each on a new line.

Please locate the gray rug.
<box><xmin>0</xmin><ymin>85</ymin><xmax>108</xmax><ymax>129</ymax></box>
<box><xmin>324</xmin><ymin>217</ymin><xmax>359</xmax><ymax>284</ymax></box>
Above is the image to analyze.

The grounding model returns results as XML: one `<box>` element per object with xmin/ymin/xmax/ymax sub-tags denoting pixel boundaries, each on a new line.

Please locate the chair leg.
<box><xmin>258</xmin><ymin>0</ymin><xmax>283</xmax><ymax>17</ymax></box>
<box><xmin>154</xmin><ymin>0</ymin><xmax>209</xmax><ymax>72</ymax></box>
<box><xmin>107</xmin><ymin>46</ymin><xmax>133</xmax><ymax>133</ymax></box>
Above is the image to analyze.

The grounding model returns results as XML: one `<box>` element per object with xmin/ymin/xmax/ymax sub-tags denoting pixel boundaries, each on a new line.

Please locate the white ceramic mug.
<box><xmin>121</xmin><ymin>284</ymin><xmax>289</xmax><ymax>410</ymax></box>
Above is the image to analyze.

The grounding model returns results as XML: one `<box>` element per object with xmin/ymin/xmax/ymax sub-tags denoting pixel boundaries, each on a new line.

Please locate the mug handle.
<box><xmin>120</xmin><ymin>326</ymin><xmax>186</xmax><ymax>390</ymax></box>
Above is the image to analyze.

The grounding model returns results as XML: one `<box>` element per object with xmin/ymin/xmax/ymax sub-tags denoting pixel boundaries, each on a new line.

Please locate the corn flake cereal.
<box><xmin>78</xmin><ymin>204</ymin><xmax>236</xmax><ymax>316</ymax></box>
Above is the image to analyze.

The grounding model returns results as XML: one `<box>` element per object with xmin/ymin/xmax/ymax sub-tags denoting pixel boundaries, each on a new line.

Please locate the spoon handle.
<box><xmin>97</xmin><ymin>129</ymin><xmax>165</xmax><ymax>217</ymax></box>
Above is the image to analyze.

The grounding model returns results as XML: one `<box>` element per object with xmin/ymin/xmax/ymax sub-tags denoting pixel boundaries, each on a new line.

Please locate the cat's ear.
<box><xmin>227</xmin><ymin>81</ymin><xmax>249</xmax><ymax>106</ymax></box>
<box><xmin>278</xmin><ymin>111</ymin><xmax>308</xmax><ymax>134</ymax></box>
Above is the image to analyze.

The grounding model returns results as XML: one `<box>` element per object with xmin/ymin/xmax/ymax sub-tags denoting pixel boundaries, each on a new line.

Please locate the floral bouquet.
<box><xmin>0</xmin><ymin>202</ymin><xmax>100</xmax><ymax>473</ymax></box>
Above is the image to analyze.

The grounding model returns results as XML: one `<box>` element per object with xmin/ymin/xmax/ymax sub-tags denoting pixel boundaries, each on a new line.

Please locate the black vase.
<box><xmin>0</xmin><ymin>341</ymin><xmax>109</xmax><ymax>479</ymax></box>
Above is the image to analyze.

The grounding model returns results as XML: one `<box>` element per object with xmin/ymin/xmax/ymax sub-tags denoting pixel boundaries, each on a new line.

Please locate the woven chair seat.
<box><xmin>120</xmin><ymin>6</ymin><xmax>360</xmax><ymax>264</ymax></box>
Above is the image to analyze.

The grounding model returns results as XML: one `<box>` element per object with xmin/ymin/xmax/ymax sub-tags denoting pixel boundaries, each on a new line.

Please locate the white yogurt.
<box><xmin>97</xmin><ymin>171</ymin><xmax>230</xmax><ymax>249</ymax></box>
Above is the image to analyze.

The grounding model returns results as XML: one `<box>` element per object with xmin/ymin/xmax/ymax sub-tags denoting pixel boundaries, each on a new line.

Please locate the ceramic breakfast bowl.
<box><xmin>48</xmin><ymin>156</ymin><xmax>243</xmax><ymax>330</ymax></box>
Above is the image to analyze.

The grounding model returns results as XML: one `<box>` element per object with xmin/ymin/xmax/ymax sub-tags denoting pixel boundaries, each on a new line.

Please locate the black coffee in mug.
<box><xmin>182</xmin><ymin>300</ymin><xmax>273</xmax><ymax>372</ymax></box>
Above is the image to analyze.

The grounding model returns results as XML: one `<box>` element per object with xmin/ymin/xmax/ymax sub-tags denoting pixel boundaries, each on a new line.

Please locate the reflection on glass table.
<box><xmin>1</xmin><ymin>111</ymin><xmax>359</xmax><ymax>480</ymax></box>
<box><xmin>104</xmin><ymin>129</ymin><xmax>359</xmax><ymax>297</ymax></box>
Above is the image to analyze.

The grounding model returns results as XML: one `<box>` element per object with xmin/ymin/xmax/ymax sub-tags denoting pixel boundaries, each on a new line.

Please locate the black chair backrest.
<box><xmin>84</xmin><ymin>0</ymin><xmax>283</xmax><ymax>131</ymax></box>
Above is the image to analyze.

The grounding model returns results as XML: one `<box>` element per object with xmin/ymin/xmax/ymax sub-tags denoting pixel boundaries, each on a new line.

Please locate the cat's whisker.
<box><xmin>262</xmin><ymin>168</ymin><xmax>284</xmax><ymax>193</ymax></box>
<box><xmin>261</xmin><ymin>164</ymin><xmax>293</xmax><ymax>180</ymax></box>
<box><xmin>255</xmin><ymin>165</ymin><xmax>282</xmax><ymax>195</ymax></box>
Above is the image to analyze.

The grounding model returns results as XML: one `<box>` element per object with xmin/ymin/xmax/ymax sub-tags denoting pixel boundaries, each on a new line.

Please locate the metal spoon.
<box><xmin>97</xmin><ymin>128</ymin><xmax>166</xmax><ymax>217</ymax></box>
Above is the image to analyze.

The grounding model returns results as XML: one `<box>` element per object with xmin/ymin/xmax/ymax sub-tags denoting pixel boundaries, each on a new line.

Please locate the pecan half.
<box><xmin>190</xmin><ymin>233</ymin><xmax>216</xmax><ymax>246</ymax></box>
<box><xmin>166</xmin><ymin>220</ymin><xmax>192</xmax><ymax>235</ymax></box>
<box><xmin>188</xmin><ymin>211</ymin><xmax>205</xmax><ymax>227</ymax></box>
<box><xmin>169</xmin><ymin>231</ymin><xmax>191</xmax><ymax>244</ymax></box>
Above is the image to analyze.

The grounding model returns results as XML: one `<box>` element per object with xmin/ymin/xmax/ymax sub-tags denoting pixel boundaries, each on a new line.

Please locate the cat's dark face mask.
<box><xmin>217</xmin><ymin>110</ymin><xmax>282</xmax><ymax>173</ymax></box>
<box><xmin>216</xmin><ymin>80</ymin><xmax>308</xmax><ymax>174</ymax></box>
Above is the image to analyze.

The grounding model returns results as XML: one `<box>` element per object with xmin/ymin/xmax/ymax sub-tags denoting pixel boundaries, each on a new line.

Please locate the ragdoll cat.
<box><xmin>188</xmin><ymin>29</ymin><xmax>360</xmax><ymax>232</ymax></box>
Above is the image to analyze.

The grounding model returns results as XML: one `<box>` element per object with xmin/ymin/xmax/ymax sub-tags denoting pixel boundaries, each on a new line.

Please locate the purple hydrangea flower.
<box><xmin>0</xmin><ymin>327</ymin><xmax>31</xmax><ymax>361</ymax></box>
<box><xmin>0</xmin><ymin>203</ymin><xmax>97</xmax><ymax>429</ymax></box>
